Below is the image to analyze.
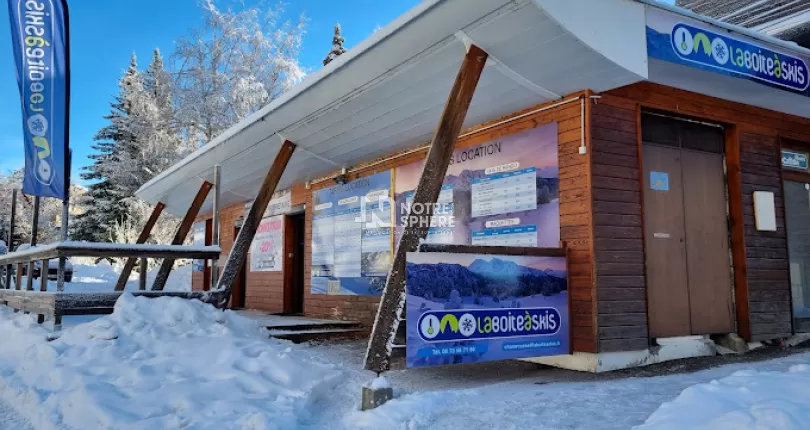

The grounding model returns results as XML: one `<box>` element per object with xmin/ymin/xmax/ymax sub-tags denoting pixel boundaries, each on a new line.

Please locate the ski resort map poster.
<box><xmin>395</xmin><ymin>123</ymin><xmax>560</xmax><ymax>248</ymax></box>
<box><xmin>311</xmin><ymin>170</ymin><xmax>392</xmax><ymax>296</ymax></box>
<box><xmin>250</xmin><ymin>215</ymin><xmax>284</xmax><ymax>272</ymax></box>
<box><xmin>405</xmin><ymin>252</ymin><xmax>569</xmax><ymax>368</ymax></box>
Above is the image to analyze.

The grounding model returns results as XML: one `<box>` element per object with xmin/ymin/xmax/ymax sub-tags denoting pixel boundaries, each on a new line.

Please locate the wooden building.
<box><xmin>136</xmin><ymin>0</ymin><xmax>810</xmax><ymax>371</ymax></box>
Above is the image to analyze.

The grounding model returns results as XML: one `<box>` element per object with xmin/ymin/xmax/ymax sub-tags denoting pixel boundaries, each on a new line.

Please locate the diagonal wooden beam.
<box><xmin>151</xmin><ymin>182</ymin><xmax>212</xmax><ymax>291</ymax></box>
<box><xmin>114</xmin><ymin>202</ymin><xmax>165</xmax><ymax>291</ymax></box>
<box><xmin>210</xmin><ymin>140</ymin><xmax>296</xmax><ymax>308</ymax></box>
<box><xmin>364</xmin><ymin>45</ymin><xmax>489</xmax><ymax>373</ymax></box>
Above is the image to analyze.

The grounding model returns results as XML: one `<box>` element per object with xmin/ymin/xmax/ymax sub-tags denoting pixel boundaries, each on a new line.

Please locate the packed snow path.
<box><xmin>0</xmin><ymin>400</ymin><xmax>30</xmax><ymax>429</ymax></box>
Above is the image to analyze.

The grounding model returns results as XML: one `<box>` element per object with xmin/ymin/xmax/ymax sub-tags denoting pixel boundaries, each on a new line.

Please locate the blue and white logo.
<box><xmin>670</xmin><ymin>23</ymin><xmax>809</xmax><ymax>92</ymax></box>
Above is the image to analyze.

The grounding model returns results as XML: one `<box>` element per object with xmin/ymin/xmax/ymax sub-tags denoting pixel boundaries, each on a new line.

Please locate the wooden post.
<box><xmin>114</xmin><ymin>202</ymin><xmax>165</xmax><ymax>290</ymax></box>
<box><xmin>364</xmin><ymin>45</ymin><xmax>488</xmax><ymax>372</ymax></box>
<box><xmin>211</xmin><ymin>140</ymin><xmax>296</xmax><ymax>307</ymax></box>
<box><xmin>25</xmin><ymin>196</ymin><xmax>40</xmax><ymax>291</ymax></box>
<box><xmin>39</xmin><ymin>259</ymin><xmax>48</xmax><ymax>291</ymax></box>
<box><xmin>210</xmin><ymin>165</ymin><xmax>222</xmax><ymax>291</ymax></box>
<box><xmin>14</xmin><ymin>263</ymin><xmax>22</xmax><ymax>290</ymax></box>
<box><xmin>4</xmin><ymin>189</ymin><xmax>17</xmax><ymax>289</ymax></box>
<box><xmin>139</xmin><ymin>258</ymin><xmax>147</xmax><ymax>291</ymax></box>
<box><xmin>151</xmin><ymin>182</ymin><xmax>213</xmax><ymax>291</ymax></box>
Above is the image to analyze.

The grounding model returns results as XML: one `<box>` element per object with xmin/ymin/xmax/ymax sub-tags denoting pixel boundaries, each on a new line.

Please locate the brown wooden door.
<box><xmin>641</xmin><ymin>113</ymin><xmax>734</xmax><ymax>337</ymax></box>
<box><xmin>283</xmin><ymin>213</ymin><xmax>305</xmax><ymax>314</ymax></box>
<box><xmin>681</xmin><ymin>149</ymin><xmax>734</xmax><ymax>334</ymax></box>
<box><xmin>643</xmin><ymin>144</ymin><xmax>691</xmax><ymax>337</ymax></box>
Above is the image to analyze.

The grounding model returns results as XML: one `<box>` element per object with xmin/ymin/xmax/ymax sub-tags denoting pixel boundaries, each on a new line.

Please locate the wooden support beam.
<box><xmin>114</xmin><ymin>202</ymin><xmax>165</xmax><ymax>291</ymax></box>
<box><xmin>151</xmin><ymin>182</ymin><xmax>213</xmax><ymax>291</ymax></box>
<box><xmin>211</xmin><ymin>140</ymin><xmax>296</xmax><ymax>307</ymax></box>
<box><xmin>40</xmin><ymin>259</ymin><xmax>48</xmax><ymax>291</ymax></box>
<box><xmin>364</xmin><ymin>45</ymin><xmax>488</xmax><ymax>372</ymax></box>
<box><xmin>139</xmin><ymin>258</ymin><xmax>147</xmax><ymax>291</ymax></box>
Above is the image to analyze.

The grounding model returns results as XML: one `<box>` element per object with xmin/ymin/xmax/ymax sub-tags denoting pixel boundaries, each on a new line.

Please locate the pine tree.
<box><xmin>72</xmin><ymin>55</ymin><xmax>141</xmax><ymax>242</ymax></box>
<box><xmin>323</xmin><ymin>23</ymin><xmax>347</xmax><ymax>66</ymax></box>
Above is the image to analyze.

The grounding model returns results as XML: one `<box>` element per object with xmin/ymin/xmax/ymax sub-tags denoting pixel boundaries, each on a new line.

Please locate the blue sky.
<box><xmin>0</xmin><ymin>0</ymin><xmax>420</xmax><ymax>184</ymax></box>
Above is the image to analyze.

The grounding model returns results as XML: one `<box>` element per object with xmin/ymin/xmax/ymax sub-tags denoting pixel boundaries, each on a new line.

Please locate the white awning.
<box><xmin>136</xmin><ymin>0</ymin><xmax>810</xmax><ymax>216</ymax></box>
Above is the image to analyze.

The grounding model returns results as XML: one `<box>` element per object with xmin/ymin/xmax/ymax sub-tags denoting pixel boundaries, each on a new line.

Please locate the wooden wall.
<box><xmin>590</xmin><ymin>102</ymin><xmax>649</xmax><ymax>352</ymax></box>
<box><xmin>192</xmin><ymin>94</ymin><xmax>594</xmax><ymax>344</ymax></box>
<box><xmin>597</xmin><ymin>81</ymin><xmax>810</xmax><ymax>346</ymax></box>
<box><xmin>738</xmin><ymin>132</ymin><xmax>792</xmax><ymax>340</ymax></box>
<box><xmin>302</xmin><ymin>93</ymin><xmax>593</xmax><ymax>333</ymax></box>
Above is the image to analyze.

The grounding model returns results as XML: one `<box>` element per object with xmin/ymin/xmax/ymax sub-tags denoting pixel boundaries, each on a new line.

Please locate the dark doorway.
<box><xmin>284</xmin><ymin>213</ymin><xmax>306</xmax><ymax>314</ymax></box>
<box><xmin>230</xmin><ymin>226</ymin><xmax>247</xmax><ymax>309</ymax></box>
<box><xmin>641</xmin><ymin>113</ymin><xmax>734</xmax><ymax>337</ymax></box>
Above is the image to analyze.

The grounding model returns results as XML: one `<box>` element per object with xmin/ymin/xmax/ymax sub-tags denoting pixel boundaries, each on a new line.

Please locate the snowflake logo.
<box><xmin>30</xmin><ymin>118</ymin><xmax>45</xmax><ymax>134</ymax></box>
<box><xmin>711</xmin><ymin>38</ymin><xmax>730</xmax><ymax>66</ymax></box>
<box><xmin>26</xmin><ymin>114</ymin><xmax>48</xmax><ymax>137</ymax></box>
<box><xmin>458</xmin><ymin>313</ymin><xmax>476</xmax><ymax>337</ymax></box>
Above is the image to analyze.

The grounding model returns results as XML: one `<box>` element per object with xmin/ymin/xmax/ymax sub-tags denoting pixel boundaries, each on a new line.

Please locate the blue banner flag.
<box><xmin>6</xmin><ymin>0</ymin><xmax>71</xmax><ymax>200</ymax></box>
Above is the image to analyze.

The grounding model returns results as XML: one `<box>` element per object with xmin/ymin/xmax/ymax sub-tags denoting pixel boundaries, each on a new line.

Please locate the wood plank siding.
<box><xmin>190</xmin><ymin>81</ymin><xmax>810</xmax><ymax>352</ymax></box>
<box><xmin>590</xmin><ymin>101</ymin><xmax>649</xmax><ymax>352</ymax></box>
<box><xmin>599</xmin><ymin>81</ymin><xmax>810</xmax><ymax>345</ymax></box>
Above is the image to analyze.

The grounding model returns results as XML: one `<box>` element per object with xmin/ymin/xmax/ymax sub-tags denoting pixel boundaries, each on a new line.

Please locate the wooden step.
<box><xmin>269</xmin><ymin>327</ymin><xmax>366</xmax><ymax>343</ymax></box>
<box><xmin>264</xmin><ymin>321</ymin><xmax>363</xmax><ymax>332</ymax></box>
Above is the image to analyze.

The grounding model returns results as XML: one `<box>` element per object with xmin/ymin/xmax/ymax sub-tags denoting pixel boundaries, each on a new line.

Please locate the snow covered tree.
<box><xmin>323</xmin><ymin>23</ymin><xmax>346</xmax><ymax>66</ymax></box>
<box><xmin>72</xmin><ymin>55</ymin><xmax>142</xmax><ymax>242</ymax></box>
<box><xmin>171</xmin><ymin>0</ymin><xmax>306</xmax><ymax>144</ymax></box>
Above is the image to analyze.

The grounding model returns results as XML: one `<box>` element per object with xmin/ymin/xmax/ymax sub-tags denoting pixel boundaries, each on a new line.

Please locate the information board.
<box><xmin>310</xmin><ymin>171</ymin><xmax>392</xmax><ymax>295</ymax></box>
<box><xmin>406</xmin><ymin>251</ymin><xmax>569</xmax><ymax>368</ymax></box>
<box><xmin>250</xmin><ymin>215</ymin><xmax>284</xmax><ymax>272</ymax></box>
<box><xmin>395</xmin><ymin>123</ymin><xmax>559</xmax><ymax>247</ymax></box>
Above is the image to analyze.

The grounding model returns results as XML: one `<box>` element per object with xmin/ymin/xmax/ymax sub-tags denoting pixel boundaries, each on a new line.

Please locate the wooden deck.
<box><xmin>0</xmin><ymin>289</ymin><xmax>210</xmax><ymax>316</ymax></box>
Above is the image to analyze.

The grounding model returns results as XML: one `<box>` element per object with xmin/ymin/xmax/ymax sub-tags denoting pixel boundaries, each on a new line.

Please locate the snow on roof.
<box><xmin>136</xmin><ymin>0</ymin><xmax>810</xmax><ymax>217</ymax></box>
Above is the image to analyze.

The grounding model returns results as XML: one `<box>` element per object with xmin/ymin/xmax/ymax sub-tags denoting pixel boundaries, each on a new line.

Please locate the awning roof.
<box><xmin>136</xmin><ymin>0</ymin><xmax>810</xmax><ymax>216</ymax></box>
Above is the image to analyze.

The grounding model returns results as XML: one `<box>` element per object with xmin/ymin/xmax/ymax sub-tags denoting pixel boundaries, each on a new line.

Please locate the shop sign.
<box><xmin>250</xmin><ymin>215</ymin><xmax>284</xmax><ymax>272</ymax></box>
<box><xmin>405</xmin><ymin>251</ymin><xmax>569</xmax><ymax>368</ymax></box>
<box><xmin>647</xmin><ymin>9</ymin><xmax>810</xmax><ymax>95</ymax></box>
<box><xmin>782</xmin><ymin>150</ymin><xmax>809</xmax><ymax>170</ymax></box>
<box><xmin>244</xmin><ymin>189</ymin><xmax>292</xmax><ymax>217</ymax></box>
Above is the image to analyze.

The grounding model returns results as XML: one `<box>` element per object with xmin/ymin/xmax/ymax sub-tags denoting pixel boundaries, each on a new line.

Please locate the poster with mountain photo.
<box><xmin>395</xmin><ymin>123</ymin><xmax>559</xmax><ymax>248</ymax></box>
<box><xmin>406</xmin><ymin>251</ymin><xmax>569</xmax><ymax>368</ymax></box>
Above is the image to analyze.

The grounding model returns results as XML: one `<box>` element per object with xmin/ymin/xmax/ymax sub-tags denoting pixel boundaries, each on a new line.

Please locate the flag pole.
<box><xmin>61</xmin><ymin>0</ymin><xmax>72</xmax><ymax>243</ymax></box>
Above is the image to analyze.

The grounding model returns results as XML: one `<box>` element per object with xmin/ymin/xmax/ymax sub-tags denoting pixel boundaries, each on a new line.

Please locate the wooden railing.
<box><xmin>0</xmin><ymin>242</ymin><xmax>221</xmax><ymax>327</ymax></box>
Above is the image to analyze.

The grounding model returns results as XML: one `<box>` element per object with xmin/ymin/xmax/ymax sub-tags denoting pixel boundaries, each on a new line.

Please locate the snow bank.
<box><xmin>637</xmin><ymin>365</ymin><xmax>810</xmax><ymax>430</ymax></box>
<box><xmin>0</xmin><ymin>295</ymin><xmax>343</xmax><ymax>430</ymax></box>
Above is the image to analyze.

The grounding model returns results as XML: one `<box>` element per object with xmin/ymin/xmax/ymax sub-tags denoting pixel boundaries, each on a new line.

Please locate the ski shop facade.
<box><xmin>137</xmin><ymin>0</ymin><xmax>810</xmax><ymax>371</ymax></box>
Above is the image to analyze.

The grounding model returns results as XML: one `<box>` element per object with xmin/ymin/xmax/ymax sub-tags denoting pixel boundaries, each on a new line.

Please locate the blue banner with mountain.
<box><xmin>406</xmin><ymin>251</ymin><xmax>569</xmax><ymax>368</ymax></box>
<box><xmin>6</xmin><ymin>0</ymin><xmax>71</xmax><ymax>200</ymax></box>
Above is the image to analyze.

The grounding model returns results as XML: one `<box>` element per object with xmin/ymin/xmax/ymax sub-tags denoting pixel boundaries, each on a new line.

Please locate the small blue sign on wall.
<box><xmin>650</xmin><ymin>171</ymin><xmax>670</xmax><ymax>191</ymax></box>
<box><xmin>782</xmin><ymin>150</ymin><xmax>809</xmax><ymax>170</ymax></box>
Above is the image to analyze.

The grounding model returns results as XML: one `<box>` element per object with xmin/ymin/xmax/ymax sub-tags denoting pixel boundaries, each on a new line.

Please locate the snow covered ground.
<box><xmin>0</xmin><ymin>289</ymin><xmax>809</xmax><ymax>429</ymax></box>
<box><xmin>1</xmin><ymin>262</ymin><xmax>810</xmax><ymax>429</ymax></box>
